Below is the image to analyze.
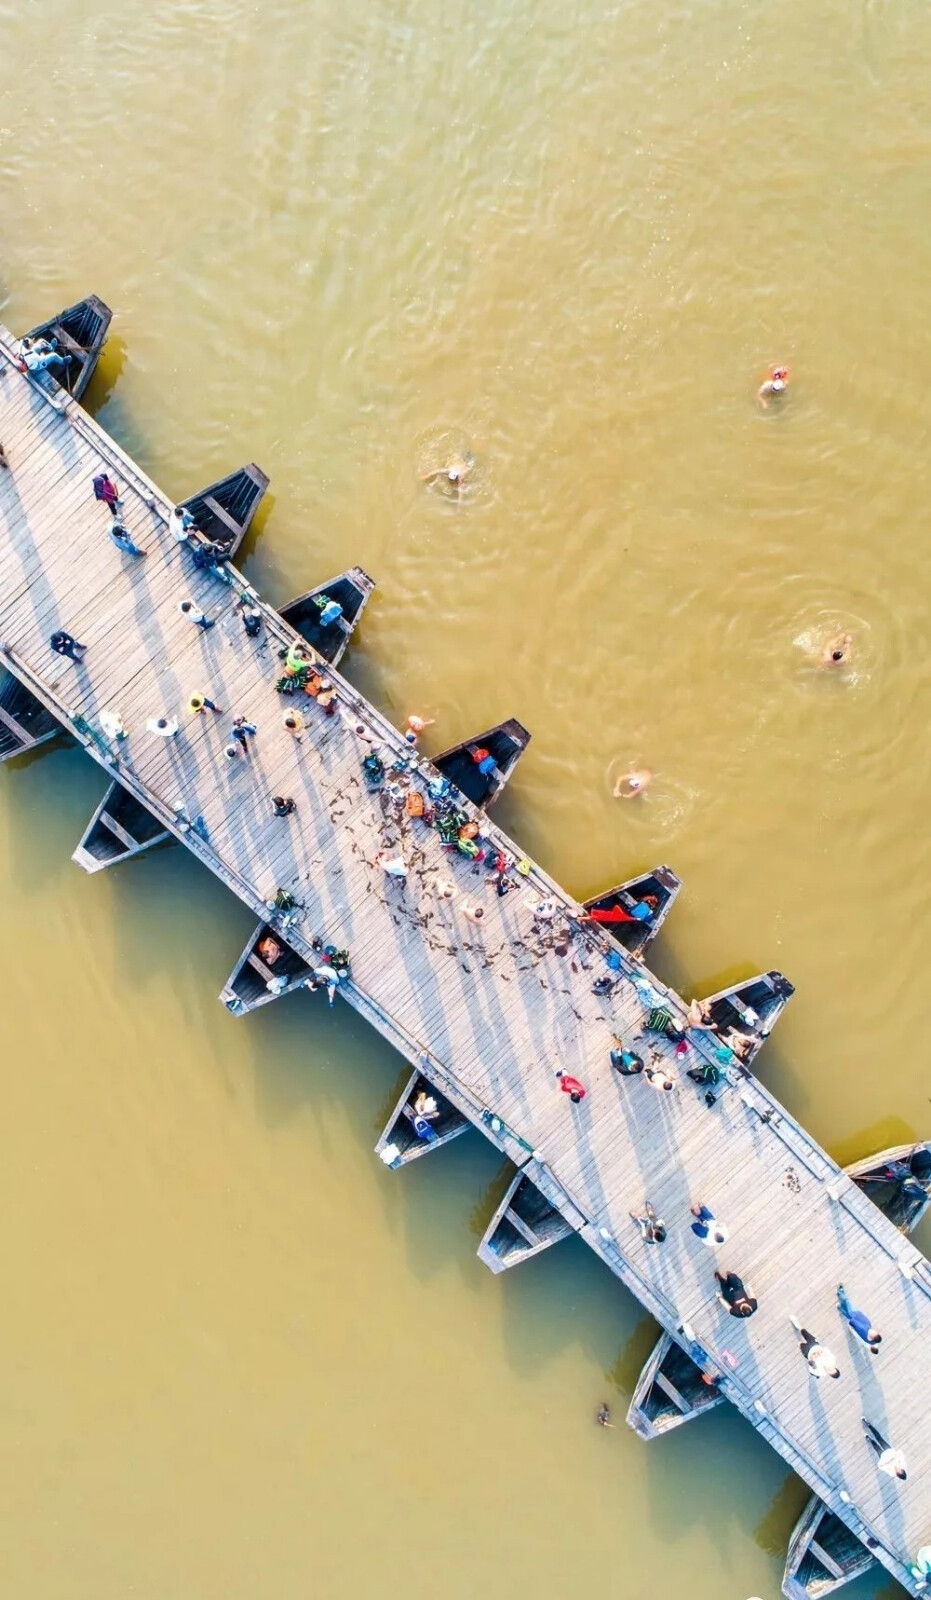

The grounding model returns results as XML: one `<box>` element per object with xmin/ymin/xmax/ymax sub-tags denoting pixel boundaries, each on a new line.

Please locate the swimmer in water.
<box><xmin>596</xmin><ymin>1403</ymin><xmax>614</xmax><ymax>1428</ymax></box>
<box><xmin>613</xmin><ymin>767</ymin><xmax>653</xmax><ymax>800</ymax></box>
<box><xmin>757</xmin><ymin>365</ymin><xmax>790</xmax><ymax>409</ymax></box>
<box><xmin>820</xmin><ymin>632</ymin><xmax>852</xmax><ymax>668</ymax></box>
<box><xmin>421</xmin><ymin>451</ymin><xmax>475</xmax><ymax>502</ymax></box>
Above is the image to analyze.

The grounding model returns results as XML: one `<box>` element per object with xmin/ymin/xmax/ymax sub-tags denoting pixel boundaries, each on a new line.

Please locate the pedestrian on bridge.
<box><xmin>836</xmin><ymin>1285</ymin><xmax>882</xmax><ymax>1353</ymax></box>
<box><xmin>715</xmin><ymin>1271</ymin><xmax>758</xmax><ymax>1318</ymax></box>
<box><xmin>188</xmin><ymin>693</ymin><xmax>222</xmax><ymax>716</ymax></box>
<box><xmin>555</xmin><ymin>1069</ymin><xmax>586</xmax><ymax>1104</ymax></box>
<box><xmin>862</xmin><ymin>1419</ymin><xmax>907</xmax><ymax>1480</ymax></box>
<box><xmin>108</xmin><ymin>513</ymin><xmax>147</xmax><ymax>557</ymax></box>
<box><xmin>92</xmin><ymin>472</ymin><xmax>121</xmax><ymax>513</ymax></box>
<box><xmin>179</xmin><ymin>600</ymin><xmax>214</xmax><ymax>629</ymax></box>
<box><xmin>790</xmin><ymin>1318</ymin><xmax>840</xmax><ymax>1379</ymax></box>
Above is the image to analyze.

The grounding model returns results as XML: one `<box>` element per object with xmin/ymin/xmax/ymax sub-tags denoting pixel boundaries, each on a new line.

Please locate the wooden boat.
<box><xmin>0</xmin><ymin>668</ymin><xmax>61</xmax><ymax>763</ymax></box>
<box><xmin>782</xmin><ymin>1495</ymin><xmax>876</xmax><ymax>1600</ymax></box>
<box><xmin>23</xmin><ymin>294</ymin><xmax>112</xmax><ymax>401</ymax></box>
<box><xmin>698</xmin><ymin>970</ymin><xmax>794</xmax><ymax>1063</ymax></box>
<box><xmin>477</xmin><ymin>1170</ymin><xmax>574</xmax><ymax>1272</ymax></box>
<box><xmin>219</xmin><ymin>921</ymin><xmax>312</xmax><ymax>1015</ymax></box>
<box><xmin>72</xmin><ymin>780</ymin><xmax>170</xmax><ymax>873</ymax></box>
<box><xmin>845</xmin><ymin>1142</ymin><xmax>931</xmax><ymax>1234</ymax></box>
<box><xmin>583</xmin><ymin>865</ymin><xmax>682</xmax><ymax>958</ymax></box>
<box><xmin>626</xmin><ymin>1332</ymin><xmax>724</xmax><ymax>1439</ymax></box>
<box><xmin>280</xmin><ymin>567</ymin><xmax>376</xmax><ymax>667</ymax></box>
<box><xmin>375</xmin><ymin>1069</ymin><xmax>471</xmax><ymax>1168</ymax></box>
<box><xmin>432</xmin><ymin>718</ymin><xmax>530</xmax><ymax>809</ymax></box>
<box><xmin>180</xmin><ymin>463</ymin><xmax>269</xmax><ymax>559</ymax></box>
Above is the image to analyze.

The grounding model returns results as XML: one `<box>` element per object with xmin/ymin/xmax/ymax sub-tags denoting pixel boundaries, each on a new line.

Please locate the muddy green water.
<box><xmin>1</xmin><ymin>1</ymin><xmax>930</xmax><ymax>1596</ymax></box>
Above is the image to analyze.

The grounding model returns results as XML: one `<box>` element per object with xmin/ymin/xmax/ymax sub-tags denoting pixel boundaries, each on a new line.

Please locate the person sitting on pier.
<box><xmin>169</xmin><ymin>506</ymin><xmax>197</xmax><ymax>544</ymax></box>
<box><xmin>629</xmin><ymin>1202</ymin><xmax>667</xmax><ymax>1244</ymax></box>
<box><xmin>789</xmin><ymin>1318</ymin><xmax>840</xmax><ymax>1379</ymax></box>
<box><xmin>715</xmin><ymin>1270</ymin><xmax>758</xmax><ymax>1318</ymax></box>
<box><xmin>610</xmin><ymin>1042</ymin><xmax>644</xmax><ymax>1076</ymax></box>
<box><xmin>271</xmin><ymin>795</ymin><xmax>296</xmax><ymax>817</ymax></box>
<box><xmin>17</xmin><ymin>335</ymin><xmax>73</xmax><ymax>376</ymax></box>
<box><xmin>687</xmin><ymin>998</ymin><xmax>713</xmax><ymax>1029</ymax></box>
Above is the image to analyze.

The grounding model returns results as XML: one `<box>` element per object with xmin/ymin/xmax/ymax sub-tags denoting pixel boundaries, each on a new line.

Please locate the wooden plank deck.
<box><xmin>1</xmin><ymin>325</ymin><xmax>928</xmax><ymax>1596</ymax></box>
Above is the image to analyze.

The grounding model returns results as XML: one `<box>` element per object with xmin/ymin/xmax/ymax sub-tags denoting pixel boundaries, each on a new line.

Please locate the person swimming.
<box><xmin>421</xmin><ymin>451</ymin><xmax>475</xmax><ymax>502</ymax></box>
<box><xmin>820</xmin><ymin>632</ymin><xmax>852</xmax><ymax>667</ymax></box>
<box><xmin>758</xmin><ymin>365</ymin><xmax>790</xmax><ymax>408</ymax></box>
<box><xmin>613</xmin><ymin>767</ymin><xmax>653</xmax><ymax>800</ymax></box>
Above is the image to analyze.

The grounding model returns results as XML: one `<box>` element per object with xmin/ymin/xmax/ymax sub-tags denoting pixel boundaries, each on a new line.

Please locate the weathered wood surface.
<box><xmin>1</xmin><ymin>327</ymin><xmax>928</xmax><ymax>1596</ymax></box>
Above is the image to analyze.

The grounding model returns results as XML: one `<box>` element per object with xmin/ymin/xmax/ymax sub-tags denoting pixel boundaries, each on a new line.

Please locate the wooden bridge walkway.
<box><xmin>1</xmin><ymin>322</ymin><xmax>928</xmax><ymax>1598</ymax></box>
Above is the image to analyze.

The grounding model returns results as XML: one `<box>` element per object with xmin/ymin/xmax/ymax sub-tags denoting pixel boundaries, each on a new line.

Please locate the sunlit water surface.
<box><xmin>1</xmin><ymin>1</ymin><xmax>930</xmax><ymax>1596</ymax></box>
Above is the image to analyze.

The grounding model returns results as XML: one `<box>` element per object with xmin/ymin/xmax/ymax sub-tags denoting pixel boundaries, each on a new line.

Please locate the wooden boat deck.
<box><xmin>1</xmin><ymin>326</ymin><xmax>928</xmax><ymax>1598</ymax></box>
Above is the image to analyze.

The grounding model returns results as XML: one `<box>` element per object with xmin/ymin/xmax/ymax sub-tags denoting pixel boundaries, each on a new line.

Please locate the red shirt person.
<box><xmin>555</xmin><ymin>1070</ymin><xmax>587</xmax><ymax>1104</ymax></box>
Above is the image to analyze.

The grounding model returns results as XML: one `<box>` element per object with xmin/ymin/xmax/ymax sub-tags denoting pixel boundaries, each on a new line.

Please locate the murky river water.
<box><xmin>2</xmin><ymin>1</ymin><xmax>930</xmax><ymax>1596</ymax></box>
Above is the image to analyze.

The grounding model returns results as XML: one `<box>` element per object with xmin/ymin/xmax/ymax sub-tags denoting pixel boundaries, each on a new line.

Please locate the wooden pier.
<box><xmin>2</xmin><ymin>307</ymin><xmax>930</xmax><ymax>1600</ymax></box>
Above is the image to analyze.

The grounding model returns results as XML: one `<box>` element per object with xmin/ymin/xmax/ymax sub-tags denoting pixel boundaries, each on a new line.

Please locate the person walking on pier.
<box><xmin>715</xmin><ymin>1270</ymin><xmax>758</xmax><ymax>1318</ymax></box>
<box><xmin>630</xmin><ymin>1202</ymin><xmax>667</xmax><ymax>1244</ymax></box>
<box><xmin>272</xmin><ymin>795</ymin><xmax>296</xmax><ymax>817</ymax></box>
<box><xmin>282</xmin><ymin>709</ymin><xmax>304</xmax><ymax>736</ymax></box>
<box><xmin>108</xmin><ymin>513</ymin><xmax>147</xmax><ymax>557</ymax></box>
<box><xmin>789</xmin><ymin>1318</ymin><xmax>840</xmax><ymax>1379</ymax></box>
<box><xmin>555</xmin><ymin>1069</ymin><xmax>586</xmax><ymax>1104</ymax></box>
<box><xmin>92</xmin><ymin>472</ymin><xmax>121</xmax><ymax>513</ymax></box>
<box><xmin>179</xmin><ymin>600</ymin><xmax>214</xmax><ymax>629</ymax></box>
<box><xmin>188</xmin><ymin>693</ymin><xmax>222</xmax><ymax>716</ymax></box>
<box><xmin>836</xmin><ymin>1285</ymin><xmax>882</xmax><ymax>1353</ymax></box>
<box><xmin>146</xmin><ymin>715</ymin><xmax>179</xmax><ymax>738</ymax></box>
<box><xmin>49</xmin><ymin>629</ymin><xmax>86</xmax><ymax>662</ymax></box>
<box><xmin>862</xmin><ymin>1419</ymin><xmax>907</xmax><ymax>1480</ymax></box>
<box><xmin>231</xmin><ymin>716</ymin><xmax>257</xmax><ymax>750</ymax></box>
